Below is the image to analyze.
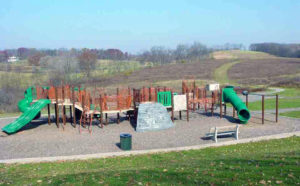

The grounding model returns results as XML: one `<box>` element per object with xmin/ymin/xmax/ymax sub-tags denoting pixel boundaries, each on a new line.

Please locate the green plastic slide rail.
<box><xmin>222</xmin><ymin>86</ymin><xmax>251</xmax><ymax>124</ymax></box>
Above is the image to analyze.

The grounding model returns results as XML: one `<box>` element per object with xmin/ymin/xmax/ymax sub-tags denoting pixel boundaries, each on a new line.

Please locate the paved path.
<box><xmin>251</xmin><ymin>107</ymin><xmax>300</xmax><ymax>114</ymax></box>
<box><xmin>239</xmin><ymin>87</ymin><xmax>285</xmax><ymax>102</ymax></box>
<box><xmin>0</xmin><ymin>110</ymin><xmax>299</xmax><ymax>161</ymax></box>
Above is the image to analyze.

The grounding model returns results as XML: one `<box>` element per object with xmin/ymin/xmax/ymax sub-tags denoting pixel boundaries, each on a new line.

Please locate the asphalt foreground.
<box><xmin>0</xmin><ymin>110</ymin><xmax>299</xmax><ymax>161</ymax></box>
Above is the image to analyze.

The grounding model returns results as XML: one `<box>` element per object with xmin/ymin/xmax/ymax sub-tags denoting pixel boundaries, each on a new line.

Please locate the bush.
<box><xmin>0</xmin><ymin>87</ymin><xmax>23</xmax><ymax>114</ymax></box>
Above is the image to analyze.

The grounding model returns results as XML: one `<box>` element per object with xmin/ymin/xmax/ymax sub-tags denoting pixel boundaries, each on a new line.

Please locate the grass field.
<box><xmin>0</xmin><ymin>137</ymin><xmax>299</xmax><ymax>185</ymax></box>
<box><xmin>245</xmin><ymin>98</ymin><xmax>300</xmax><ymax>111</ymax></box>
<box><xmin>242</xmin><ymin>88</ymin><xmax>300</xmax><ymax>111</ymax></box>
<box><xmin>280</xmin><ymin>111</ymin><xmax>300</xmax><ymax>118</ymax></box>
<box><xmin>276</xmin><ymin>88</ymin><xmax>300</xmax><ymax>97</ymax></box>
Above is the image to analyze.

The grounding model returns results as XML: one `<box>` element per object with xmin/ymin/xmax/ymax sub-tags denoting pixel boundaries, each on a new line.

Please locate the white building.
<box><xmin>7</xmin><ymin>56</ymin><xmax>18</xmax><ymax>63</ymax></box>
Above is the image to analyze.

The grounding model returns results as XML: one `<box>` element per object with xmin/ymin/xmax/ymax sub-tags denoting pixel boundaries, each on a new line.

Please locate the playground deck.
<box><xmin>0</xmin><ymin>110</ymin><xmax>299</xmax><ymax>160</ymax></box>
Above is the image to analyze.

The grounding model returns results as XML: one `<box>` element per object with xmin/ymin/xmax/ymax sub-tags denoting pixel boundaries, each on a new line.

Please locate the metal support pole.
<box><xmin>246</xmin><ymin>94</ymin><xmax>248</xmax><ymax>107</ymax></box>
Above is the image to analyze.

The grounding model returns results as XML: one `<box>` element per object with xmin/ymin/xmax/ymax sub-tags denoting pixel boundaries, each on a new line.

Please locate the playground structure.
<box><xmin>2</xmin><ymin>79</ymin><xmax>256</xmax><ymax>134</ymax></box>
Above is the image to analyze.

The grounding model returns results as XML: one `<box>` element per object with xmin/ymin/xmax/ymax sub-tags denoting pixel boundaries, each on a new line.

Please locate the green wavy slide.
<box><xmin>2</xmin><ymin>87</ymin><xmax>51</xmax><ymax>134</ymax></box>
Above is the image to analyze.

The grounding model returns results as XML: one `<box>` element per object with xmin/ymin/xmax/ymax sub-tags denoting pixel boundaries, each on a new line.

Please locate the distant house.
<box><xmin>7</xmin><ymin>56</ymin><xmax>18</xmax><ymax>63</ymax></box>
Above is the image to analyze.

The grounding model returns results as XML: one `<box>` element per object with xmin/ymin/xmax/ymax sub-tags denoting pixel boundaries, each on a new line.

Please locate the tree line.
<box><xmin>249</xmin><ymin>43</ymin><xmax>300</xmax><ymax>58</ymax></box>
<box><xmin>0</xmin><ymin>42</ymin><xmax>247</xmax><ymax>64</ymax></box>
<box><xmin>0</xmin><ymin>48</ymin><xmax>129</xmax><ymax>63</ymax></box>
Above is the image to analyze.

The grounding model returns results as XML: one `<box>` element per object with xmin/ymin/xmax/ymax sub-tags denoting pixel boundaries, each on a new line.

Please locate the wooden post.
<box><xmin>72</xmin><ymin>86</ymin><xmax>76</xmax><ymax>127</ymax></box>
<box><xmin>219</xmin><ymin>89</ymin><xmax>222</xmax><ymax>118</ymax></box>
<box><xmin>276</xmin><ymin>94</ymin><xmax>278</xmax><ymax>123</ymax></box>
<box><xmin>105</xmin><ymin>113</ymin><xmax>108</xmax><ymax>125</ymax></box>
<box><xmin>79</xmin><ymin>93</ymin><xmax>85</xmax><ymax>133</ymax></box>
<box><xmin>211</xmin><ymin>91</ymin><xmax>214</xmax><ymax>116</ymax></box>
<box><xmin>47</xmin><ymin>89</ymin><xmax>51</xmax><ymax>125</ymax></box>
<box><xmin>149</xmin><ymin>87</ymin><xmax>151</xmax><ymax>101</ymax></box>
<box><xmin>186</xmin><ymin>93</ymin><xmax>189</xmax><ymax>122</ymax></box>
<box><xmin>47</xmin><ymin>103</ymin><xmax>51</xmax><ymax>125</ymax></box>
<box><xmin>155</xmin><ymin>87</ymin><xmax>158</xmax><ymax>102</ymax></box>
<box><xmin>193</xmin><ymin>88</ymin><xmax>195</xmax><ymax>111</ymax></box>
<box><xmin>99</xmin><ymin>95</ymin><xmax>103</xmax><ymax>128</ymax></box>
<box><xmin>89</xmin><ymin>114</ymin><xmax>93</xmax><ymax>134</ymax></box>
<box><xmin>117</xmin><ymin>113</ymin><xmax>120</xmax><ymax>124</ymax></box>
<box><xmin>171</xmin><ymin>91</ymin><xmax>174</xmax><ymax>122</ymax></box>
<box><xmin>233</xmin><ymin>107</ymin><xmax>235</xmax><ymax>118</ymax></box>
<box><xmin>204</xmin><ymin>89</ymin><xmax>207</xmax><ymax>113</ymax></box>
<box><xmin>262</xmin><ymin>95</ymin><xmax>264</xmax><ymax>124</ymax></box>
<box><xmin>69</xmin><ymin>106</ymin><xmax>72</xmax><ymax>123</ymax></box>
<box><xmin>55</xmin><ymin>87</ymin><xmax>59</xmax><ymax>128</ymax></box>
<box><xmin>117</xmin><ymin>88</ymin><xmax>120</xmax><ymax>110</ymax></box>
<box><xmin>142</xmin><ymin>86</ymin><xmax>145</xmax><ymax>102</ymax></box>
<box><xmin>62</xmin><ymin>85</ymin><xmax>66</xmax><ymax>126</ymax></box>
<box><xmin>63</xmin><ymin>106</ymin><xmax>66</xmax><ymax>126</ymax></box>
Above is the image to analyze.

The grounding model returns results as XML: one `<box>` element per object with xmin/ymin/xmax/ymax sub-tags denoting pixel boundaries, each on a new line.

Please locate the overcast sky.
<box><xmin>1</xmin><ymin>0</ymin><xmax>300</xmax><ymax>53</ymax></box>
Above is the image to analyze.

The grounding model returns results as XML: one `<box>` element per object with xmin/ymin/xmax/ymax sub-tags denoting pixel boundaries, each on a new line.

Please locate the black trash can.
<box><xmin>120</xmin><ymin>133</ymin><xmax>132</xmax><ymax>150</ymax></box>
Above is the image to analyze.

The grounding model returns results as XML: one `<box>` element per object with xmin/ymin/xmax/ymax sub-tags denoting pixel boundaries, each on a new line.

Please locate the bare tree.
<box><xmin>28</xmin><ymin>52</ymin><xmax>43</xmax><ymax>66</ymax></box>
<box><xmin>78</xmin><ymin>49</ymin><xmax>97</xmax><ymax>77</ymax></box>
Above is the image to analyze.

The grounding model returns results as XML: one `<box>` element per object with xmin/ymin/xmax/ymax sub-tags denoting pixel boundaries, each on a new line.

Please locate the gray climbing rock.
<box><xmin>136</xmin><ymin>103</ymin><xmax>174</xmax><ymax>132</ymax></box>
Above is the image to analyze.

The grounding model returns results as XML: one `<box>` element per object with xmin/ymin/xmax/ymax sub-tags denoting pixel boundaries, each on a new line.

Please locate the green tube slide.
<box><xmin>222</xmin><ymin>86</ymin><xmax>251</xmax><ymax>124</ymax></box>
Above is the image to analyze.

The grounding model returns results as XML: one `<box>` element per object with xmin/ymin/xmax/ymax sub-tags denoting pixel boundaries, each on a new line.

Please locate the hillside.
<box><xmin>98</xmin><ymin>50</ymin><xmax>300</xmax><ymax>89</ymax></box>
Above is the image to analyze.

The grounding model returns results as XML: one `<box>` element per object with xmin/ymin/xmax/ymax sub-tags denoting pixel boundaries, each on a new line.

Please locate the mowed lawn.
<box><xmin>246</xmin><ymin>88</ymin><xmax>300</xmax><ymax>111</ymax></box>
<box><xmin>280</xmin><ymin>111</ymin><xmax>300</xmax><ymax>118</ymax></box>
<box><xmin>0</xmin><ymin>137</ymin><xmax>299</xmax><ymax>185</ymax></box>
<box><xmin>247</xmin><ymin>98</ymin><xmax>300</xmax><ymax>111</ymax></box>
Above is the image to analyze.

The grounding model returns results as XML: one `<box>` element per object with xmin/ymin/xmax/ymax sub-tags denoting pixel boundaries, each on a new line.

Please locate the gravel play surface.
<box><xmin>0</xmin><ymin>110</ymin><xmax>299</xmax><ymax>160</ymax></box>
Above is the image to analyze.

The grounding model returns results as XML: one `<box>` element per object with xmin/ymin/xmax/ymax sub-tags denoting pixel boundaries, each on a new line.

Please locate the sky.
<box><xmin>1</xmin><ymin>0</ymin><xmax>300</xmax><ymax>53</ymax></box>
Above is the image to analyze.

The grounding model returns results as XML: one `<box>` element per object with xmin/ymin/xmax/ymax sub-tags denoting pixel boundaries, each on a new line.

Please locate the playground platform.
<box><xmin>0</xmin><ymin>110</ymin><xmax>299</xmax><ymax>161</ymax></box>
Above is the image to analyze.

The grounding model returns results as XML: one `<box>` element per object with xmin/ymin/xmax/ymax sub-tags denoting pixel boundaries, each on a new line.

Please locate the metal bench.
<box><xmin>206</xmin><ymin>125</ymin><xmax>239</xmax><ymax>143</ymax></box>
